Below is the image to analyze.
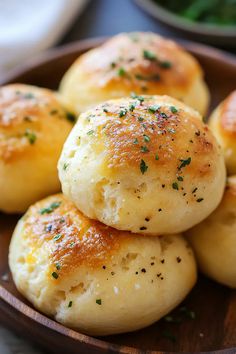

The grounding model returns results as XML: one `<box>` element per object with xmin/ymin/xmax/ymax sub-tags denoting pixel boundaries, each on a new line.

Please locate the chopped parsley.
<box><xmin>148</xmin><ymin>105</ymin><xmax>160</xmax><ymax>113</ymax></box>
<box><xmin>96</xmin><ymin>299</ymin><xmax>102</xmax><ymax>305</ymax></box>
<box><xmin>53</xmin><ymin>234</ymin><xmax>62</xmax><ymax>241</ymax></box>
<box><xmin>133</xmin><ymin>138</ymin><xmax>139</xmax><ymax>144</ymax></box>
<box><xmin>63</xmin><ymin>163</ymin><xmax>69</xmax><ymax>171</ymax></box>
<box><xmin>140</xmin><ymin>159</ymin><xmax>148</xmax><ymax>174</ymax></box>
<box><xmin>138</xmin><ymin>116</ymin><xmax>144</xmax><ymax>122</ymax></box>
<box><xmin>129</xmin><ymin>103</ymin><xmax>136</xmax><ymax>112</ymax></box>
<box><xmin>155</xmin><ymin>153</ymin><xmax>159</xmax><ymax>160</ymax></box>
<box><xmin>159</xmin><ymin>60</ymin><xmax>172</xmax><ymax>69</ymax></box>
<box><xmin>87</xmin><ymin>130</ymin><xmax>94</xmax><ymax>135</ymax></box>
<box><xmin>170</xmin><ymin>106</ymin><xmax>178</xmax><ymax>114</ymax></box>
<box><xmin>51</xmin><ymin>272</ymin><xmax>58</xmax><ymax>279</ymax></box>
<box><xmin>117</xmin><ymin>67</ymin><xmax>126</xmax><ymax>76</ymax></box>
<box><xmin>178</xmin><ymin>157</ymin><xmax>191</xmax><ymax>169</ymax></box>
<box><xmin>110</xmin><ymin>62</ymin><xmax>116</xmax><ymax>68</ymax></box>
<box><xmin>39</xmin><ymin>201</ymin><xmax>61</xmax><ymax>215</ymax></box>
<box><xmin>24</xmin><ymin>93</ymin><xmax>34</xmax><ymax>99</ymax></box>
<box><xmin>119</xmin><ymin>109</ymin><xmax>127</xmax><ymax>117</ymax></box>
<box><xmin>172</xmin><ymin>182</ymin><xmax>179</xmax><ymax>190</ymax></box>
<box><xmin>141</xmin><ymin>146</ymin><xmax>149</xmax><ymax>153</ymax></box>
<box><xmin>130</xmin><ymin>92</ymin><xmax>144</xmax><ymax>103</ymax></box>
<box><xmin>143</xmin><ymin>134</ymin><xmax>150</xmax><ymax>142</ymax></box>
<box><xmin>103</xmin><ymin>108</ymin><xmax>108</xmax><ymax>113</ymax></box>
<box><xmin>143</xmin><ymin>49</ymin><xmax>157</xmax><ymax>61</ymax></box>
<box><xmin>55</xmin><ymin>262</ymin><xmax>61</xmax><ymax>270</ymax></box>
<box><xmin>24</xmin><ymin>129</ymin><xmax>37</xmax><ymax>145</ymax></box>
<box><xmin>197</xmin><ymin>198</ymin><xmax>204</xmax><ymax>202</ymax></box>
<box><xmin>177</xmin><ymin>176</ymin><xmax>184</xmax><ymax>181</ymax></box>
<box><xmin>66</xmin><ymin>112</ymin><xmax>76</xmax><ymax>123</ymax></box>
<box><xmin>68</xmin><ymin>301</ymin><xmax>73</xmax><ymax>308</ymax></box>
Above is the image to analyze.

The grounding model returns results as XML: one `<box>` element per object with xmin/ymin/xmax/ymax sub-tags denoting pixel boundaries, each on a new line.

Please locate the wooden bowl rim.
<box><xmin>1</xmin><ymin>37</ymin><xmax>236</xmax><ymax>354</ymax></box>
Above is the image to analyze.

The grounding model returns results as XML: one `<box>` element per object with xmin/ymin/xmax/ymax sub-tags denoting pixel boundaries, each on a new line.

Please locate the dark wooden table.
<box><xmin>1</xmin><ymin>1</ymin><xmax>235</xmax><ymax>353</ymax></box>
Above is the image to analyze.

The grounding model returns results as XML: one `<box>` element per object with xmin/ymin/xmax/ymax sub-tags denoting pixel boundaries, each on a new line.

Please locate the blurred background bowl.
<box><xmin>135</xmin><ymin>0</ymin><xmax>236</xmax><ymax>48</ymax></box>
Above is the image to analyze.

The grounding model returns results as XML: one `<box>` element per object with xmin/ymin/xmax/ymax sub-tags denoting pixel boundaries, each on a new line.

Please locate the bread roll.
<box><xmin>60</xmin><ymin>32</ymin><xmax>209</xmax><ymax>115</ymax></box>
<box><xmin>9</xmin><ymin>194</ymin><xmax>197</xmax><ymax>335</ymax></box>
<box><xmin>0</xmin><ymin>84</ymin><xmax>75</xmax><ymax>213</ymax></box>
<box><xmin>186</xmin><ymin>176</ymin><xmax>236</xmax><ymax>288</ymax></box>
<box><xmin>209</xmin><ymin>90</ymin><xmax>236</xmax><ymax>175</ymax></box>
<box><xmin>58</xmin><ymin>95</ymin><xmax>226</xmax><ymax>235</ymax></box>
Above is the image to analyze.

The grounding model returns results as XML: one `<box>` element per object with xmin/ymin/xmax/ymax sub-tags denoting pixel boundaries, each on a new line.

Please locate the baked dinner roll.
<box><xmin>58</xmin><ymin>95</ymin><xmax>226</xmax><ymax>235</ymax></box>
<box><xmin>186</xmin><ymin>176</ymin><xmax>236</xmax><ymax>288</ymax></box>
<box><xmin>59</xmin><ymin>32</ymin><xmax>209</xmax><ymax>115</ymax></box>
<box><xmin>209</xmin><ymin>90</ymin><xmax>236</xmax><ymax>175</ymax></box>
<box><xmin>9</xmin><ymin>194</ymin><xmax>197</xmax><ymax>335</ymax></box>
<box><xmin>0</xmin><ymin>84</ymin><xmax>75</xmax><ymax>213</ymax></box>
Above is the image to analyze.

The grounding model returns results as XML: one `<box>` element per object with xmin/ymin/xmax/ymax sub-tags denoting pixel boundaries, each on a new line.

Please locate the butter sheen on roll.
<box><xmin>58</xmin><ymin>95</ymin><xmax>226</xmax><ymax>235</ymax></box>
<box><xmin>60</xmin><ymin>32</ymin><xmax>209</xmax><ymax>115</ymax></box>
<box><xmin>0</xmin><ymin>84</ymin><xmax>75</xmax><ymax>213</ymax></box>
<box><xmin>9</xmin><ymin>194</ymin><xmax>197</xmax><ymax>335</ymax></box>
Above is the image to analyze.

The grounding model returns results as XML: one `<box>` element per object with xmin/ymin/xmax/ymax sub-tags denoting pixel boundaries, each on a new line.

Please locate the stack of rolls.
<box><xmin>8</xmin><ymin>32</ymin><xmax>228</xmax><ymax>336</ymax></box>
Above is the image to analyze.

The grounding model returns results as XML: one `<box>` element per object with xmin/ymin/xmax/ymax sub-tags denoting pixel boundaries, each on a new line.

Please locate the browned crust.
<box><xmin>0</xmin><ymin>84</ymin><xmax>73</xmax><ymax>162</ymax></box>
<box><xmin>23</xmin><ymin>194</ymin><xmax>136</xmax><ymax>280</ymax></box>
<box><xmin>73</xmin><ymin>32</ymin><xmax>202</xmax><ymax>93</ymax></box>
<box><xmin>86</xmin><ymin>96</ymin><xmax>217</xmax><ymax>179</ymax></box>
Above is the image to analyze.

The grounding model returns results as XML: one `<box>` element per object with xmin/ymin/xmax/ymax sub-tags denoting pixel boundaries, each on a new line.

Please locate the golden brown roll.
<box><xmin>59</xmin><ymin>32</ymin><xmax>209</xmax><ymax>115</ymax></box>
<box><xmin>9</xmin><ymin>194</ymin><xmax>197</xmax><ymax>335</ymax></box>
<box><xmin>58</xmin><ymin>95</ymin><xmax>226</xmax><ymax>235</ymax></box>
<box><xmin>209</xmin><ymin>90</ymin><xmax>236</xmax><ymax>175</ymax></box>
<box><xmin>186</xmin><ymin>176</ymin><xmax>236</xmax><ymax>288</ymax></box>
<box><xmin>0</xmin><ymin>84</ymin><xmax>75</xmax><ymax>213</ymax></box>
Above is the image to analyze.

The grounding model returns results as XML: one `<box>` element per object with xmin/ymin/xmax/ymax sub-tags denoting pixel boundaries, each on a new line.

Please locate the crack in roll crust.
<box><xmin>209</xmin><ymin>90</ymin><xmax>236</xmax><ymax>174</ymax></box>
<box><xmin>58</xmin><ymin>95</ymin><xmax>226</xmax><ymax>235</ymax></box>
<box><xmin>9</xmin><ymin>193</ymin><xmax>197</xmax><ymax>335</ymax></box>
<box><xmin>0</xmin><ymin>84</ymin><xmax>75</xmax><ymax>213</ymax></box>
<box><xmin>186</xmin><ymin>176</ymin><xmax>236</xmax><ymax>288</ymax></box>
<box><xmin>59</xmin><ymin>32</ymin><xmax>209</xmax><ymax>115</ymax></box>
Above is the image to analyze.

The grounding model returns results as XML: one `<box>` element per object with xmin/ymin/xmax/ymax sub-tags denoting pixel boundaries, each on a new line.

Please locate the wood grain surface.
<box><xmin>0</xmin><ymin>38</ymin><xmax>236</xmax><ymax>354</ymax></box>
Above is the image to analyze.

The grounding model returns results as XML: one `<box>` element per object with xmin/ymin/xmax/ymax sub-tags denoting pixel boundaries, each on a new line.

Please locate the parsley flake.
<box><xmin>87</xmin><ymin>130</ymin><xmax>94</xmax><ymax>135</ymax></box>
<box><xmin>55</xmin><ymin>262</ymin><xmax>61</xmax><ymax>270</ymax></box>
<box><xmin>130</xmin><ymin>92</ymin><xmax>144</xmax><ymax>102</ymax></box>
<box><xmin>143</xmin><ymin>134</ymin><xmax>150</xmax><ymax>142</ymax></box>
<box><xmin>119</xmin><ymin>109</ymin><xmax>127</xmax><ymax>117</ymax></box>
<box><xmin>141</xmin><ymin>146</ymin><xmax>149</xmax><ymax>153</ymax></box>
<box><xmin>24</xmin><ymin>129</ymin><xmax>37</xmax><ymax>144</ymax></box>
<box><xmin>39</xmin><ymin>201</ymin><xmax>61</xmax><ymax>215</ymax></box>
<box><xmin>68</xmin><ymin>301</ymin><xmax>73</xmax><ymax>308</ymax></box>
<box><xmin>172</xmin><ymin>182</ymin><xmax>179</xmax><ymax>190</ymax></box>
<box><xmin>179</xmin><ymin>157</ymin><xmax>191</xmax><ymax>169</ymax></box>
<box><xmin>133</xmin><ymin>138</ymin><xmax>139</xmax><ymax>144</ymax></box>
<box><xmin>54</xmin><ymin>234</ymin><xmax>62</xmax><ymax>241</ymax></box>
<box><xmin>155</xmin><ymin>153</ymin><xmax>159</xmax><ymax>160</ymax></box>
<box><xmin>140</xmin><ymin>159</ymin><xmax>148</xmax><ymax>174</ymax></box>
<box><xmin>143</xmin><ymin>49</ymin><xmax>157</xmax><ymax>61</ymax></box>
<box><xmin>148</xmin><ymin>105</ymin><xmax>160</xmax><ymax>113</ymax></box>
<box><xmin>117</xmin><ymin>67</ymin><xmax>126</xmax><ymax>76</ymax></box>
<box><xmin>170</xmin><ymin>106</ymin><xmax>178</xmax><ymax>114</ymax></box>
<box><xmin>66</xmin><ymin>112</ymin><xmax>76</xmax><ymax>123</ymax></box>
<box><xmin>52</xmin><ymin>272</ymin><xmax>58</xmax><ymax>279</ymax></box>
<box><xmin>96</xmin><ymin>299</ymin><xmax>102</xmax><ymax>305</ymax></box>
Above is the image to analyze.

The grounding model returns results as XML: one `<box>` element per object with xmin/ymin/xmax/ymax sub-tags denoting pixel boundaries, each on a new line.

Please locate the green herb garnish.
<box><xmin>170</xmin><ymin>106</ymin><xmax>178</xmax><ymax>113</ymax></box>
<box><xmin>39</xmin><ymin>201</ymin><xmax>61</xmax><ymax>215</ymax></box>
<box><xmin>52</xmin><ymin>272</ymin><xmax>59</xmax><ymax>279</ymax></box>
<box><xmin>179</xmin><ymin>157</ymin><xmax>191</xmax><ymax>169</ymax></box>
<box><xmin>68</xmin><ymin>301</ymin><xmax>73</xmax><ymax>308</ymax></box>
<box><xmin>87</xmin><ymin>130</ymin><xmax>95</xmax><ymax>135</ymax></box>
<box><xmin>117</xmin><ymin>67</ymin><xmax>126</xmax><ymax>76</ymax></box>
<box><xmin>172</xmin><ymin>182</ymin><xmax>179</xmax><ymax>190</ymax></box>
<box><xmin>143</xmin><ymin>49</ymin><xmax>157</xmax><ymax>61</ymax></box>
<box><xmin>66</xmin><ymin>112</ymin><xmax>76</xmax><ymax>123</ymax></box>
<box><xmin>54</xmin><ymin>234</ymin><xmax>62</xmax><ymax>241</ymax></box>
<box><xmin>143</xmin><ymin>134</ymin><xmax>150</xmax><ymax>142</ymax></box>
<box><xmin>24</xmin><ymin>129</ymin><xmax>37</xmax><ymax>145</ymax></box>
<box><xmin>96</xmin><ymin>299</ymin><xmax>102</xmax><ymax>305</ymax></box>
<box><xmin>141</xmin><ymin>146</ymin><xmax>149</xmax><ymax>153</ymax></box>
<box><xmin>140</xmin><ymin>159</ymin><xmax>148</xmax><ymax>174</ymax></box>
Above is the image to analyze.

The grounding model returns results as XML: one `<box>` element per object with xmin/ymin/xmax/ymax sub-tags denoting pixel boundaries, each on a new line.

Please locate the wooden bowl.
<box><xmin>1</xmin><ymin>38</ymin><xmax>236</xmax><ymax>354</ymax></box>
<box><xmin>134</xmin><ymin>0</ymin><xmax>236</xmax><ymax>48</ymax></box>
